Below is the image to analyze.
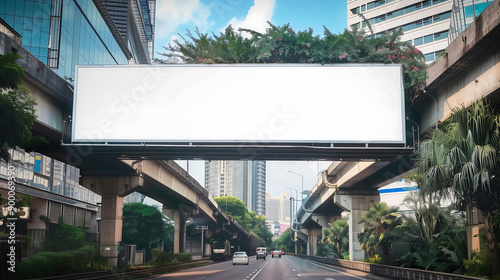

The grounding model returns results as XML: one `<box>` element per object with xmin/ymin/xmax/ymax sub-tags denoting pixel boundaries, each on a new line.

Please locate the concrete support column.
<box><xmin>334</xmin><ymin>189</ymin><xmax>380</xmax><ymax>261</ymax></box>
<box><xmin>100</xmin><ymin>194</ymin><xmax>123</xmax><ymax>266</ymax></box>
<box><xmin>163</xmin><ymin>208</ymin><xmax>186</xmax><ymax>253</ymax></box>
<box><xmin>306</xmin><ymin>228</ymin><xmax>322</xmax><ymax>255</ymax></box>
<box><xmin>81</xmin><ymin>176</ymin><xmax>143</xmax><ymax>267</ymax></box>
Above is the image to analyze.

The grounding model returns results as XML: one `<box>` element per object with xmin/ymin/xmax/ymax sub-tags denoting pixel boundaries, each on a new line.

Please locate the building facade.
<box><xmin>347</xmin><ymin>0</ymin><xmax>453</xmax><ymax>62</ymax></box>
<box><xmin>205</xmin><ymin>161</ymin><xmax>266</xmax><ymax>216</ymax></box>
<box><xmin>0</xmin><ymin>0</ymin><xmax>155</xmax><ymax>80</ymax></box>
<box><xmin>0</xmin><ymin>0</ymin><xmax>156</xmax><ymax>262</ymax></box>
<box><xmin>265</xmin><ymin>193</ymin><xmax>290</xmax><ymax>223</ymax></box>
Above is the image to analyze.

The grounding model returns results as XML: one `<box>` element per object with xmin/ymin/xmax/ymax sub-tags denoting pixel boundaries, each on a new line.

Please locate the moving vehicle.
<box><xmin>232</xmin><ymin>251</ymin><xmax>249</xmax><ymax>265</ymax></box>
<box><xmin>271</xmin><ymin>250</ymin><xmax>281</xmax><ymax>258</ymax></box>
<box><xmin>256</xmin><ymin>247</ymin><xmax>267</xmax><ymax>260</ymax></box>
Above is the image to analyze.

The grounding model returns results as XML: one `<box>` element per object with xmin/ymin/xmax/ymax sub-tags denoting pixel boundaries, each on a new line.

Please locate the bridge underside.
<box><xmin>62</xmin><ymin>143</ymin><xmax>412</xmax><ymax>161</ymax></box>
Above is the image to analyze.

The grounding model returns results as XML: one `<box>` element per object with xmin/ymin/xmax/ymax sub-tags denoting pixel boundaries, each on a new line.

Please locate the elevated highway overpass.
<box><xmin>295</xmin><ymin>1</ymin><xmax>500</xmax><ymax>261</ymax></box>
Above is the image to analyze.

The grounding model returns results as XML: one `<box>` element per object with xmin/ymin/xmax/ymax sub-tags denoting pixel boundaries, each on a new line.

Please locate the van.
<box><xmin>256</xmin><ymin>247</ymin><xmax>267</xmax><ymax>260</ymax></box>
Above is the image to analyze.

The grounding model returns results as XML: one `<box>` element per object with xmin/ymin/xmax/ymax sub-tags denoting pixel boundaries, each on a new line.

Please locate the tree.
<box><xmin>213</xmin><ymin>196</ymin><xmax>273</xmax><ymax>246</ymax></box>
<box><xmin>42</xmin><ymin>217</ymin><xmax>86</xmax><ymax>252</ymax></box>
<box><xmin>358</xmin><ymin>202</ymin><xmax>402</xmax><ymax>262</ymax></box>
<box><xmin>415</xmin><ymin>99</ymin><xmax>500</xmax><ymax>276</ymax></box>
<box><xmin>0</xmin><ymin>52</ymin><xmax>44</xmax><ymax>162</ymax></box>
<box><xmin>122</xmin><ymin>203</ymin><xmax>172</xmax><ymax>257</ymax></box>
<box><xmin>271</xmin><ymin>227</ymin><xmax>294</xmax><ymax>253</ymax></box>
<box><xmin>322</xmin><ymin>219</ymin><xmax>349</xmax><ymax>258</ymax></box>
<box><xmin>214</xmin><ymin>196</ymin><xmax>247</xmax><ymax>216</ymax></box>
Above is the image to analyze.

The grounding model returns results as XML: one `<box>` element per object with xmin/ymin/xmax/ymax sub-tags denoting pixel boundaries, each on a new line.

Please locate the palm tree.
<box><xmin>323</xmin><ymin>219</ymin><xmax>349</xmax><ymax>258</ymax></box>
<box><xmin>358</xmin><ymin>202</ymin><xmax>402</xmax><ymax>262</ymax></box>
<box><xmin>415</xmin><ymin>99</ymin><xmax>500</xmax><ymax>276</ymax></box>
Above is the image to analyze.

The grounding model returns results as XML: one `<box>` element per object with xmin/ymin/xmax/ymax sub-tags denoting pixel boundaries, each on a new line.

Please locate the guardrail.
<box><xmin>29</xmin><ymin>259</ymin><xmax>210</xmax><ymax>280</ymax></box>
<box><xmin>296</xmin><ymin>255</ymin><xmax>486</xmax><ymax>280</ymax></box>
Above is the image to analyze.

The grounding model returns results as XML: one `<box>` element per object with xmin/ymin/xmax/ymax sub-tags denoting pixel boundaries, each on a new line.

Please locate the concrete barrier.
<box><xmin>297</xmin><ymin>255</ymin><xmax>486</xmax><ymax>280</ymax></box>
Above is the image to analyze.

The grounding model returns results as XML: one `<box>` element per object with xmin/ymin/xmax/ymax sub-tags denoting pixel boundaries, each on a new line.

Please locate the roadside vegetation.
<box><xmin>214</xmin><ymin>196</ymin><xmax>273</xmax><ymax>247</ymax></box>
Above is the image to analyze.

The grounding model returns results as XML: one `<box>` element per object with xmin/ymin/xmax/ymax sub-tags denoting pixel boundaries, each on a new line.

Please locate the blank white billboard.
<box><xmin>72</xmin><ymin>64</ymin><xmax>405</xmax><ymax>144</ymax></box>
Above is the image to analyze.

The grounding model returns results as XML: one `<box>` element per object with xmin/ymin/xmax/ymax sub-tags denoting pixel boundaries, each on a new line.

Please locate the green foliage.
<box><xmin>43</xmin><ymin>217</ymin><xmax>86</xmax><ymax>252</ymax></box>
<box><xmin>362</xmin><ymin>254</ymin><xmax>383</xmax><ymax>264</ymax></box>
<box><xmin>213</xmin><ymin>196</ymin><xmax>273</xmax><ymax>247</ymax></box>
<box><xmin>122</xmin><ymin>203</ymin><xmax>171</xmax><ymax>258</ymax></box>
<box><xmin>0</xmin><ymin>52</ymin><xmax>24</xmax><ymax>90</ymax></box>
<box><xmin>389</xmin><ymin>193</ymin><xmax>468</xmax><ymax>274</ymax></box>
<box><xmin>414</xmin><ymin>99</ymin><xmax>500</xmax><ymax>276</ymax></box>
<box><xmin>0</xmin><ymin>194</ymin><xmax>30</xmax><ymax>229</ymax></box>
<box><xmin>173</xmin><ymin>253</ymin><xmax>192</xmax><ymax>263</ymax></box>
<box><xmin>150</xmin><ymin>248</ymin><xmax>172</xmax><ymax>266</ymax></box>
<box><xmin>0</xmin><ymin>52</ymin><xmax>46</xmax><ymax>162</ymax></box>
<box><xmin>270</xmin><ymin>227</ymin><xmax>294</xmax><ymax>253</ymax></box>
<box><xmin>464</xmin><ymin>249</ymin><xmax>490</xmax><ymax>278</ymax></box>
<box><xmin>358</xmin><ymin>202</ymin><xmax>402</xmax><ymax>262</ymax></box>
<box><xmin>323</xmin><ymin>219</ymin><xmax>349</xmax><ymax>258</ymax></box>
<box><xmin>15</xmin><ymin>246</ymin><xmax>95</xmax><ymax>279</ymax></box>
<box><xmin>214</xmin><ymin>196</ymin><xmax>247</xmax><ymax>216</ymax></box>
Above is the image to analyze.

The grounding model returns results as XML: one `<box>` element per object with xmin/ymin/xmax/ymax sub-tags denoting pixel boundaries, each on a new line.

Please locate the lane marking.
<box><xmin>249</xmin><ymin>258</ymin><xmax>271</xmax><ymax>280</ymax></box>
<box><xmin>297</xmin><ymin>258</ymin><xmax>367</xmax><ymax>280</ymax></box>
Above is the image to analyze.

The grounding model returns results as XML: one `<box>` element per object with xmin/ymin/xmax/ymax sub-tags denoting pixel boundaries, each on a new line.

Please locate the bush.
<box><xmin>43</xmin><ymin>218</ymin><xmax>86</xmax><ymax>251</ymax></box>
<box><xmin>173</xmin><ymin>253</ymin><xmax>192</xmax><ymax>263</ymax></box>
<box><xmin>15</xmin><ymin>246</ymin><xmax>96</xmax><ymax>279</ymax></box>
<box><xmin>150</xmin><ymin>248</ymin><xmax>172</xmax><ymax>266</ymax></box>
<box><xmin>464</xmin><ymin>249</ymin><xmax>490</xmax><ymax>278</ymax></box>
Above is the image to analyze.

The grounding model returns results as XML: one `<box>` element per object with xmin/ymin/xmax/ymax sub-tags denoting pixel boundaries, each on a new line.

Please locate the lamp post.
<box><xmin>195</xmin><ymin>226</ymin><xmax>208</xmax><ymax>257</ymax></box>
<box><xmin>286</xmin><ymin>186</ymin><xmax>299</xmax><ymax>215</ymax></box>
<box><xmin>289</xmin><ymin>170</ymin><xmax>304</xmax><ymax>202</ymax></box>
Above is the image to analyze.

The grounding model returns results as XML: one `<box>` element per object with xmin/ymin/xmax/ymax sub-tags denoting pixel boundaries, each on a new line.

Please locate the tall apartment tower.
<box><xmin>205</xmin><ymin>161</ymin><xmax>266</xmax><ymax>216</ymax></box>
<box><xmin>347</xmin><ymin>0</ymin><xmax>453</xmax><ymax>62</ymax></box>
<box><xmin>265</xmin><ymin>193</ymin><xmax>290</xmax><ymax>223</ymax></box>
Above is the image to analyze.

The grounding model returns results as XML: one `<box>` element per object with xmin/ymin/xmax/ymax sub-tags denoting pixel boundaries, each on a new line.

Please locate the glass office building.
<box><xmin>449</xmin><ymin>0</ymin><xmax>494</xmax><ymax>41</ymax></box>
<box><xmin>0</xmin><ymin>148</ymin><xmax>99</xmax><ymax>205</ymax></box>
<box><xmin>0</xmin><ymin>0</ymin><xmax>155</xmax><ymax>80</ymax></box>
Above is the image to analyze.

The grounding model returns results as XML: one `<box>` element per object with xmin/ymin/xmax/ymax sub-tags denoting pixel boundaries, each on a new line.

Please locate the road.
<box><xmin>151</xmin><ymin>255</ymin><xmax>381</xmax><ymax>280</ymax></box>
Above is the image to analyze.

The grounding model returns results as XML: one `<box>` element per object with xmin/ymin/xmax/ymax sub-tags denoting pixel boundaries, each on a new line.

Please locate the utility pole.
<box><xmin>195</xmin><ymin>226</ymin><xmax>208</xmax><ymax>256</ymax></box>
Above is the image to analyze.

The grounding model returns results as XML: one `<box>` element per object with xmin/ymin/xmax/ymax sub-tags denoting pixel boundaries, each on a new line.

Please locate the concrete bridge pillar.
<box><xmin>162</xmin><ymin>208</ymin><xmax>186</xmax><ymax>253</ymax></box>
<box><xmin>81</xmin><ymin>176</ymin><xmax>143</xmax><ymax>267</ymax></box>
<box><xmin>334</xmin><ymin>189</ymin><xmax>379</xmax><ymax>261</ymax></box>
<box><xmin>304</xmin><ymin>228</ymin><xmax>322</xmax><ymax>256</ymax></box>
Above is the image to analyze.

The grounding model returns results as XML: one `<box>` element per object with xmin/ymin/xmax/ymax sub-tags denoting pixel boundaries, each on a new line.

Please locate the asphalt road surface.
<box><xmin>151</xmin><ymin>255</ymin><xmax>383</xmax><ymax>280</ymax></box>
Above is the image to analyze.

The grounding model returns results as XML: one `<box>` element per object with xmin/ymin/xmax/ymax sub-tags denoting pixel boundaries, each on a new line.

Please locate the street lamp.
<box><xmin>285</xmin><ymin>186</ymin><xmax>299</xmax><ymax>215</ymax></box>
<box><xmin>289</xmin><ymin>170</ymin><xmax>304</xmax><ymax>201</ymax></box>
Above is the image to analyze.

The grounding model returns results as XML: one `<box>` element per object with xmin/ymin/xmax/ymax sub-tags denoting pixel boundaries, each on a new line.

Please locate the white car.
<box><xmin>232</xmin><ymin>251</ymin><xmax>249</xmax><ymax>265</ymax></box>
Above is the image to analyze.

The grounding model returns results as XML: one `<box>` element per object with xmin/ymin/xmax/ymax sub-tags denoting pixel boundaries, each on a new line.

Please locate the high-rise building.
<box><xmin>205</xmin><ymin>160</ymin><xmax>266</xmax><ymax>215</ymax></box>
<box><xmin>265</xmin><ymin>193</ymin><xmax>290</xmax><ymax>223</ymax></box>
<box><xmin>0</xmin><ymin>0</ymin><xmax>155</xmax><ymax>80</ymax></box>
<box><xmin>347</xmin><ymin>0</ymin><xmax>453</xmax><ymax>62</ymax></box>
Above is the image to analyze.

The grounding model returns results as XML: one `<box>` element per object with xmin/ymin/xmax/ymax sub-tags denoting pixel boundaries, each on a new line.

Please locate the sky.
<box><xmin>145</xmin><ymin>0</ymin><xmax>348</xmax><ymax>205</ymax></box>
<box><xmin>153</xmin><ymin>0</ymin><xmax>348</xmax><ymax>59</ymax></box>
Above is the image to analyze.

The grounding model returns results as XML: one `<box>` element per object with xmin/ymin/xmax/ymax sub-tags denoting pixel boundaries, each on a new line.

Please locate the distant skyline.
<box><xmin>146</xmin><ymin>0</ymin><xmax>348</xmax><ymax>205</ymax></box>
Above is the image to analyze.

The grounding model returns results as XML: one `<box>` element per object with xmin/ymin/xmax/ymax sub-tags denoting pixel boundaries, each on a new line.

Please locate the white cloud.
<box><xmin>223</xmin><ymin>0</ymin><xmax>276</xmax><ymax>36</ymax></box>
<box><xmin>155</xmin><ymin>0</ymin><xmax>212</xmax><ymax>39</ymax></box>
